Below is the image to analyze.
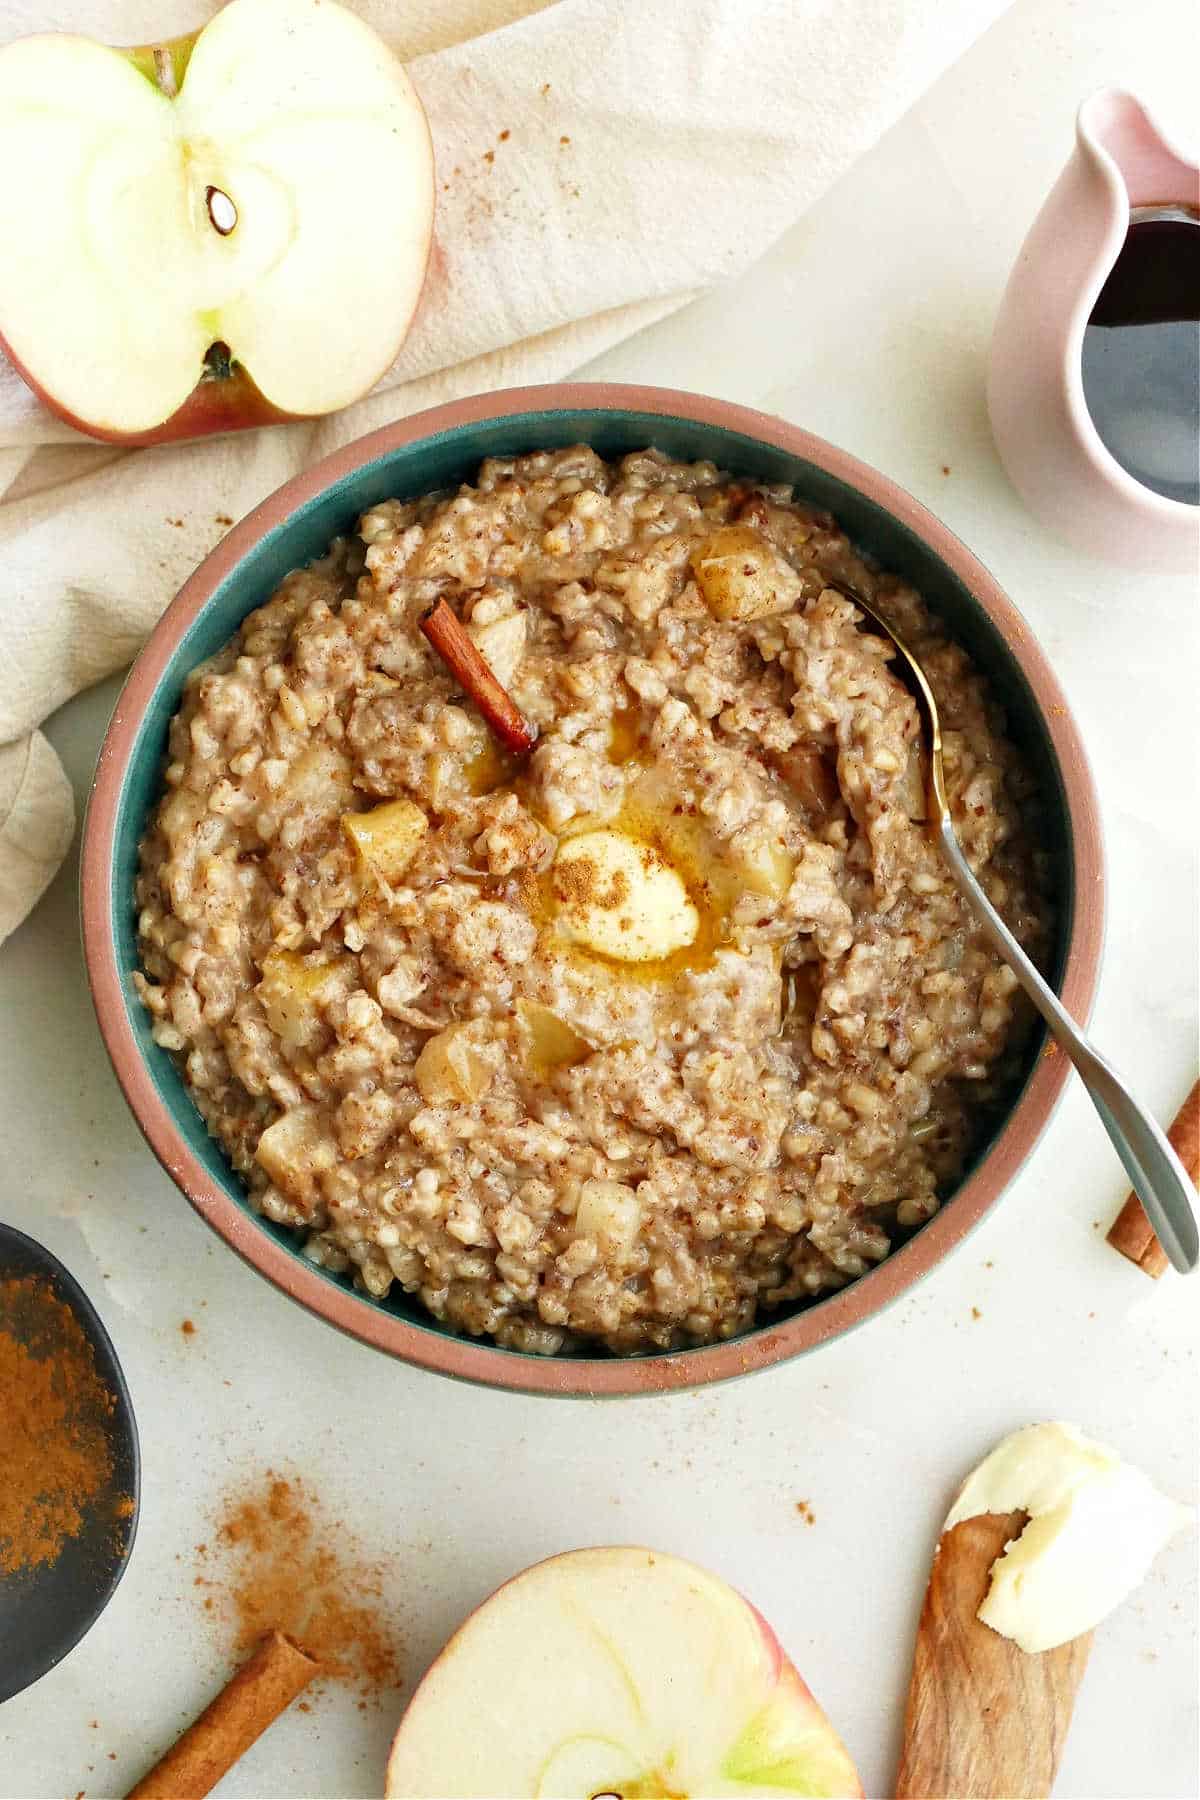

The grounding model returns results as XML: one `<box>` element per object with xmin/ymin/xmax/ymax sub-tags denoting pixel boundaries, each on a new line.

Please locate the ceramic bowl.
<box><xmin>82</xmin><ymin>384</ymin><xmax>1104</xmax><ymax>1397</ymax></box>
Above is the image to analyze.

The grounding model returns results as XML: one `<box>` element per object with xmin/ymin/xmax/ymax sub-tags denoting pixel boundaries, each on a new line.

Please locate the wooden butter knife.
<box><xmin>895</xmin><ymin>1512</ymin><xmax>1092</xmax><ymax>1799</ymax></box>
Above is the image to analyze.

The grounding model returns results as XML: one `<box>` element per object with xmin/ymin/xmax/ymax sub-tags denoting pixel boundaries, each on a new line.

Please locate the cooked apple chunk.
<box><xmin>342</xmin><ymin>798</ymin><xmax>428</xmax><ymax>885</ymax></box>
<box><xmin>414</xmin><ymin>1022</ymin><xmax>493</xmax><ymax>1105</ymax></box>
<box><xmin>767</xmin><ymin>742</ymin><xmax>840</xmax><ymax>819</ymax></box>
<box><xmin>256</xmin><ymin>951</ymin><xmax>351</xmax><ymax>1052</ymax></box>
<box><xmin>285</xmin><ymin>741</ymin><xmax>354</xmax><ymax>805</ymax></box>
<box><xmin>467</xmin><ymin>609</ymin><xmax>527</xmax><ymax>687</ymax></box>
<box><xmin>689</xmin><ymin>524</ymin><xmax>804</xmax><ymax>621</ymax></box>
<box><xmin>255</xmin><ymin>1103</ymin><xmax>335</xmax><ymax>1207</ymax></box>
<box><xmin>734</xmin><ymin>832</ymin><xmax>796</xmax><ymax>900</ymax></box>
<box><xmin>515</xmin><ymin>1001</ymin><xmax>590</xmax><ymax>1079</ymax></box>
<box><xmin>574</xmin><ymin>1178</ymin><xmax>641</xmax><ymax>1251</ymax></box>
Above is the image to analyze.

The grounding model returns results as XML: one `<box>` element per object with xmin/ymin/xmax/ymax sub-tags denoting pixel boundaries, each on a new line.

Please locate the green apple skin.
<box><xmin>723</xmin><ymin>1622</ymin><xmax>865</xmax><ymax>1797</ymax></box>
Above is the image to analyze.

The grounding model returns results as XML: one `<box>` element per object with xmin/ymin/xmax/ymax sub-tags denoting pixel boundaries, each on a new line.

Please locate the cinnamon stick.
<box><xmin>1106</xmin><ymin>1078</ymin><xmax>1199</xmax><ymax>1278</ymax></box>
<box><xmin>125</xmin><ymin>1630</ymin><xmax>317</xmax><ymax>1799</ymax></box>
<box><xmin>421</xmin><ymin>598</ymin><xmax>537</xmax><ymax>754</ymax></box>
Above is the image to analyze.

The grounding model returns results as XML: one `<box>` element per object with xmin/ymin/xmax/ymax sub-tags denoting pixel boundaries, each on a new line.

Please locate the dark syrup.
<box><xmin>1081</xmin><ymin>207</ymin><xmax>1200</xmax><ymax>506</ymax></box>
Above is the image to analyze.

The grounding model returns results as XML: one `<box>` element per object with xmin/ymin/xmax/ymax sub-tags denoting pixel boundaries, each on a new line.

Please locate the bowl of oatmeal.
<box><xmin>82</xmin><ymin>385</ymin><xmax>1103</xmax><ymax>1396</ymax></box>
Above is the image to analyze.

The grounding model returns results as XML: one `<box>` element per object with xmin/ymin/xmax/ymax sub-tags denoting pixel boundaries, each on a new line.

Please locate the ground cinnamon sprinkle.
<box><xmin>195</xmin><ymin>1471</ymin><xmax>402</xmax><ymax>1704</ymax></box>
<box><xmin>0</xmin><ymin>1275</ymin><xmax>119</xmax><ymax>1575</ymax></box>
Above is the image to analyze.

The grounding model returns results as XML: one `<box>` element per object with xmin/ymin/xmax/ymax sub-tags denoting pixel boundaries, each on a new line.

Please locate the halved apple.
<box><xmin>385</xmin><ymin>1546</ymin><xmax>862</xmax><ymax>1798</ymax></box>
<box><xmin>0</xmin><ymin>0</ymin><xmax>434</xmax><ymax>443</ymax></box>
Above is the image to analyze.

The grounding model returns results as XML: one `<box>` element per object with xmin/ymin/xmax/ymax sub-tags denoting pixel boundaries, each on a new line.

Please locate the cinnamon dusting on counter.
<box><xmin>193</xmin><ymin>1471</ymin><xmax>402</xmax><ymax>1703</ymax></box>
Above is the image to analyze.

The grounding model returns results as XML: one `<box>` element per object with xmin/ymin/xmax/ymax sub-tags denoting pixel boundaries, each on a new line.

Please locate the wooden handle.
<box><xmin>1106</xmin><ymin>1078</ymin><xmax>1200</xmax><ymax>1278</ymax></box>
<box><xmin>895</xmin><ymin>1513</ymin><xmax>1092</xmax><ymax>1799</ymax></box>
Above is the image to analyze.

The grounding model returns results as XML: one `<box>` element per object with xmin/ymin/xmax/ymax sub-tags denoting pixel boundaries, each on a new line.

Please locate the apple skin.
<box><xmin>0</xmin><ymin>329</ymin><xmax>298</xmax><ymax>447</ymax></box>
<box><xmin>730</xmin><ymin>1602</ymin><xmax>865</xmax><ymax>1797</ymax></box>
<box><xmin>0</xmin><ymin>13</ymin><xmax>435</xmax><ymax>447</ymax></box>
<box><xmin>385</xmin><ymin>1547</ymin><xmax>863</xmax><ymax>1799</ymax></box>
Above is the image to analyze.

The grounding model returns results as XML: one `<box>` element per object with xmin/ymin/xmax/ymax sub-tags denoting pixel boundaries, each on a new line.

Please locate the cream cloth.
<box><xmin>0</xmin><ymin>0</ymin><xmax>1011</xmax><ymax>942</ymax></box>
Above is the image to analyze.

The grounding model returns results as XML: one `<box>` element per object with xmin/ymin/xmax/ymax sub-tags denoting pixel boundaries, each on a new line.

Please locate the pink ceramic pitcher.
<box><xmin>989</xmin><ymin>89</ymin><xmax>1199</xmax><ymax>573</ymax></box>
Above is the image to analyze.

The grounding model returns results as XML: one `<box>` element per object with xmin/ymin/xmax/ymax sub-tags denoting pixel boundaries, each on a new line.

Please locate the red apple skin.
<box><xmin>0</xmin><ymin>330</ymin><xmax>301</xmax><ymax>445</ymax></box>
<box><xmin>385</xmin><ymin>1547</ymin><xmax>864</xmax><ymax>1799</ymax></box>
<box><xmin>0</xmin><ymin>26</ymin><xmax>435</xmax><ymax>447</ymax></box>
<box><xmin>0</xmin><ymin>233</ymin><xmax>434</xmax><ymax>446</ymax></box>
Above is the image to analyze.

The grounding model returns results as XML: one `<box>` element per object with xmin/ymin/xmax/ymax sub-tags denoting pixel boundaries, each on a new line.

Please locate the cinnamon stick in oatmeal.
<box><xmin>1106</xmin><ymin>1078</ymin><xmax>1199</xmax><ymax>1278</ymax></box>
<box><xmin>125</xmin><ymin>1630</ymin><xmax>317</xmax><ymax>1799</ymax></box>
<box><xmin>421</xmin><ymin>597</ymin><xmax>537</xmax><ymax>754</ymax></box>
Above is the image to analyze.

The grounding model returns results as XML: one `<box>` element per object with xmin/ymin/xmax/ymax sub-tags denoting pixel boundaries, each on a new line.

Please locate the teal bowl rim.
<box><xmin>80</xmin><ymin>382</ymin><xmax>1105</xmax><ymax>1398</ymax></box>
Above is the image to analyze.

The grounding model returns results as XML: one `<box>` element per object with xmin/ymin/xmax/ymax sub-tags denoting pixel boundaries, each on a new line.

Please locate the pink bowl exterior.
<box><xmin>81</xmin><ymin>383</ymin><xmax>1105</xmax><ymax>1397</ymax></box>
<box><xmin>988</xmin><ymin>88</ymin><xmax>1200</xmax><ymax>572</ymax></box>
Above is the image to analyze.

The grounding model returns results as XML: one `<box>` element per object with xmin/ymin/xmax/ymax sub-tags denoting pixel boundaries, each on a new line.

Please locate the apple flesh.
<box><xmin>0</xmin><ymin>0</ymin><xmax>434</xmax><ymax>444</ymax></box>
<box><xmin>385</xmin><ymin>1547</ymin><xmax>862</xmax><ymax>1799</ymax></box>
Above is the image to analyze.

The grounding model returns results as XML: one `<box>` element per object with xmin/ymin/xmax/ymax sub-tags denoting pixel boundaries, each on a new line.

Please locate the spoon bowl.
<box><xmin>0</xmin><ymin>1224</ymin><xmax>140</xmax><ymax>1703</ymax></box>
<box><xmin>830</xmin><ymin>579</ymin><xmax>1199</xmax><ymax>1274</ymax></box>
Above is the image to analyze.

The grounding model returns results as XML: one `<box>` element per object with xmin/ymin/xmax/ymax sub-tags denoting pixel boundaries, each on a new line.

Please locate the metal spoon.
<box><xmin>0</xmin><ymin>1223</ymin><xmax>140</xmax><ymax>1702</ymax></box>
<box><xmin>829</xmin><ymin>580</ymin><xmax>1199</xmax><ymax>1274</ymax></box>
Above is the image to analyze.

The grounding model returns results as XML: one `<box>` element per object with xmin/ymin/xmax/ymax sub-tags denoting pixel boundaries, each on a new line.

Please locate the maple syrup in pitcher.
<box><xmin>1080</xmin><ymin>206</ymin><xmax>1200</xmax><ymax>506</ymax></box>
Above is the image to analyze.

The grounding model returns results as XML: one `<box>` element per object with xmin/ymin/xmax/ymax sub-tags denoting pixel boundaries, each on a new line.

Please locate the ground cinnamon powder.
<box><xmin>0</xmin><ymin>1275</ymin><xmax>118</xmax><ymax>1574</ymax></box>
<box><xmin>194</xmin><ymin>1471</ymin><xmax>402</xmax><ymax>1703</ymax></box>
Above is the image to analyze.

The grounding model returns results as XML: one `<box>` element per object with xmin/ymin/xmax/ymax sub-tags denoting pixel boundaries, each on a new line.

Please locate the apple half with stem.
<box><xmin>385</xmin><ymin>1547</ymin><xmax>863</xmax><ymax>1799</ymax></box>
<box><xmin>0</xmin><ymin>0</ymin><xmax>434</xmax><ymax>444</ymax></box>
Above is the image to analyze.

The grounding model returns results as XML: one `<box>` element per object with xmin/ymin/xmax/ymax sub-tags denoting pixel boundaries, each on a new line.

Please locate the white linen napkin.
<box><xmin>0</xmin><ymin>0</ymin><xmax>1011</xmax><ymax>943</ymax></box>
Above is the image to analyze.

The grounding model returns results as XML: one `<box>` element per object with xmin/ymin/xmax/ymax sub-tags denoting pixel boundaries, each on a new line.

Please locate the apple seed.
<box><xmin>205</xmin><ymin>186</ymin><xmax>238</xmax><ymax>236</ymax></box>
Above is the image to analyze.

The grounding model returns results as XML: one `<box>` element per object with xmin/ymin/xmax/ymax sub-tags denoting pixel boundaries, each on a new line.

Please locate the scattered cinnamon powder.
<box><xmin>0</xmin><ymin>1275</ymin><xmax>122</xmax><ymax>1574</ymax></box>
<box><xmin>180</xmin><ymin>1319</ymin><xmax>196</xmax><ymax>1337</ymax></box>
<box><xmin>195</xmin><ymin>1471</ymin><xmax>402</xmax><ymax>1704</ymax></box>
<box><xmin>795</xmin><ymin>1499</ymin><xmax>816</xmax><ymax>1525</ymax></box>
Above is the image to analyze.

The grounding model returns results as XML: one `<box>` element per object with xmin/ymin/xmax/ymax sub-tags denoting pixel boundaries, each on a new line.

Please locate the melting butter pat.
<box><xmin>551</xmin><ymin>829</ymin><xmax>698</xmax><ymax>963</ymax></box>
<box><xmin>944</xmin><ymin>1422</ymin><xmax>1192</xmax><ymax>1653</ymax></box>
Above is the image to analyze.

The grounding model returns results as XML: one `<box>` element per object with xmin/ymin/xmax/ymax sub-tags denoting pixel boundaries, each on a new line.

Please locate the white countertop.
<box><xmin>2</xmin><ymin>0</ymin><xmax>1196</xmax><ymax>1794</ymax></box>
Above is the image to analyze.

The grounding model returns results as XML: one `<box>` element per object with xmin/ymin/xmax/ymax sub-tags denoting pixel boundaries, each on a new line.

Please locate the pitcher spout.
<box><xmin>1077</xmin><ymin>88</ymin><xmax>1199</xmax><ymax>213</ymax></box>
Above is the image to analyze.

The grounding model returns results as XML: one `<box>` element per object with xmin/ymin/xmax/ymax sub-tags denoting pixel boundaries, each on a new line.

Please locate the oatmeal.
<box><xmin>134</xmin><ymin>447</ymin><xmax>1051</xmax><ymax>1355</ymax></box>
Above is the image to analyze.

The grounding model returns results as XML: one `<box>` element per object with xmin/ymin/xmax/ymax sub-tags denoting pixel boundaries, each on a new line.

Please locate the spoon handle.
<box><xmin>935</xmin><ymin>819</ymin><xmax>1199</xmax><ymax>1274</ymax></box>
